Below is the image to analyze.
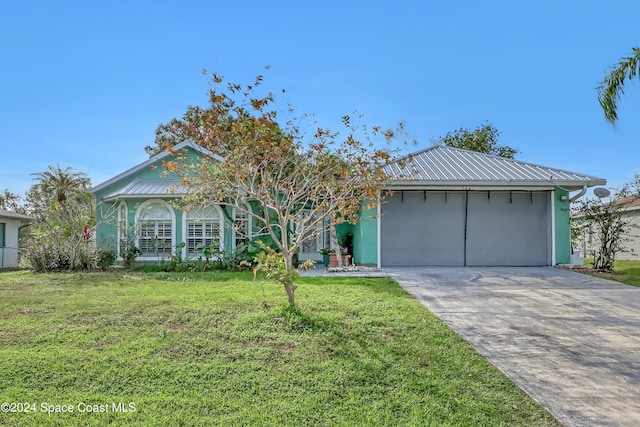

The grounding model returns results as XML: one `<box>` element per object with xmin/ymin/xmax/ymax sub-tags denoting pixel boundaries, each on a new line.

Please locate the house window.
<box><xmin>294</xmin><ymin>209</ymin><xmax>329</xmax><ymax>262</ymax></box>
<box><xmin>185</xmin><ymin>206</ymin><xmax>222</xmax><ymax>257</ymax></box>
<box><xmin>117</xmin><ymin>201</ymin><xmax>128</xmax><ymax>257</ymax></box>
<box><xmin>0</xmin><ymin>223</ymin><xmax>5</xmax><ymax>247</ymax></box>
<box><xmin>233</xmin><ymin>208</ymin><xmax>251</xmax><ymax>248</ymax></box>
<box><xmin>136</xmin><ymin>200</ymin><xmax>174</xmax><ymax>257</ymax></box>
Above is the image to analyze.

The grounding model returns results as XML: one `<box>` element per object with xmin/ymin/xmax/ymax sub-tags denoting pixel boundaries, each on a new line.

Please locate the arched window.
<box><xmin>185</xmin><ymin>206</ymin><xmax>223</xmax><ymax>257</ymax></box>
<box><xmin>136</xmin><ymin>200</ymin><xmax>175</xmax><ymax>258</ymax></box>
<box><xmin>117</xmin><ymin>201</ymin><xmax>128</xmax><ymax>257</ymax></box>
<box><xmin>233</xmin><ymin>206</ymin><xmax>251</xmax><ymax>248</ymax></box>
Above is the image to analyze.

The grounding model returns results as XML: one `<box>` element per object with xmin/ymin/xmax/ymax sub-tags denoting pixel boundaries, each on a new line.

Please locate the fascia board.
<box><xmin>383</xmin><ymin>179</ymin><xmax>606</xmax><ymax>191</ymax></box>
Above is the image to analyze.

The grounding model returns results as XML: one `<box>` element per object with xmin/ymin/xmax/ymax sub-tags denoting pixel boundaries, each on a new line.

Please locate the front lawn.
<box><xmin>581</xmin><ymin>259</ymin><xmax>640</xmax><ymax>287</ymax></box>
<box><xmin>0</xmin><ymin>270</ymin><xmax>558</xmax><ymax>426</ymax></box>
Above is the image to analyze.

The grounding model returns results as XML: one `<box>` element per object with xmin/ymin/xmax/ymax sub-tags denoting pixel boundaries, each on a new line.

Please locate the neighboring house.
<box><xmin>0</xmin><ymin>209</ymin><xmax>32</xmax><ymax>268</ymax></box>
<box><xmin>575</xmin><ymin>195</ymin><xmax>640</xmax><ymax>260</ymax></box>
<box><xmin>92</xmin><ymin>142</ymin><xmax>606</xmax><ymax>267</ymax></box>
<box><xmin>617</xmin><ymin>196</ymin><xmax>640</xmax><ymax>260</ymax></box>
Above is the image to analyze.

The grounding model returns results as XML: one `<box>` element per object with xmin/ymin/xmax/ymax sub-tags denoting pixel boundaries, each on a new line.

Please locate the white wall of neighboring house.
<box><xmin>575</xmin><ymin>207</ymin><xmax>640</xmax><ymax>261</ymax></box>
<box><xmin>575</xmin><ymin>228</ymin><xmax>595</xmax><ymax>259</ymax></box>
<box><xmin>618</xmin><ymin>209</ymin><xmax>640</xmax><ymax>260</ymax></box>
<box><xmin>0</xmin><ymin>218</ymin><xmax>23</xmax><ymax>268</ymax></box>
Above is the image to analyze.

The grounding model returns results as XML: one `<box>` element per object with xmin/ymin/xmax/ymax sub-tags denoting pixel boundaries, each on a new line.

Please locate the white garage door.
<box><xmin>380</xmin><ymin>190</ymin><xmax>551</xmax><ymax>266</ymax></box>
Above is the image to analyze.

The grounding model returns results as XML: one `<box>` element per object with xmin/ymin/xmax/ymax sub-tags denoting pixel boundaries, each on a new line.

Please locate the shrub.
<box><xmin>215</xmin><ymin>242</ymin><xmax>261</xmax><ymax>271</ymax></box>
<box><xmin>96</xmin><ymin>249</ymin><xmax>117</xmax><ymax>270</ymax></box>
<box><xmin>118</xmin><ymin>233</ymin><xmax>141</xmax><ymax>270</ymax></box>
<box><xmin>21</xmin><ymin>236</ymin><xmax>71</xmax><ymax>272</ymax></box>
<box><xmin>20</xmin><ymin>233</ymin><xmax>102</xmax><ymax>272</ymax></box>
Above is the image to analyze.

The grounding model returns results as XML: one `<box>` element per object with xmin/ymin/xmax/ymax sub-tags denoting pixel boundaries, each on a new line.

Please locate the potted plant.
<box><xmin>322</xmin><ymin>247</ymin><xmax>350</xmax><ymax>267</ymax></box>
<box><xmin>338</xmin><ymin>232</ymin><xmax>354</xmax><ymax>266</ymax></box>
<box><xmin>319</xmin><ymin>248</ymin><xmax>331</xmax><ymax>265</ymax></box>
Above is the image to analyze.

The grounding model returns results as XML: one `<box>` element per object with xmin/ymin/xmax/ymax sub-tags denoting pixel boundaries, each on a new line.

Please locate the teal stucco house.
<box><xmin>92</xmin><ymin>141</ymin><xmax>605</xmax><ymax>267</ymax></box>
<box><xmin>91</xmin><ymin>142</ymin><xmax>252</xmax><ymax>263</ymax></box>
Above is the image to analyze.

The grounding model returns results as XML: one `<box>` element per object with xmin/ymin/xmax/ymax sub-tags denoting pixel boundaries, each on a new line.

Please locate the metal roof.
<box><xmin>384</xmin><ymin>145</ymin><xmax>606</xmax><ymax>189</ymax></box>
<box><xmin>103</xmin><ymin>180</ymin><xmax>186</xmax><ymax>201</ymax></box>
<box><xmin>91</xmin><ymin>140</ymin><xmax>220</xmax><ymax>193</ymax></box>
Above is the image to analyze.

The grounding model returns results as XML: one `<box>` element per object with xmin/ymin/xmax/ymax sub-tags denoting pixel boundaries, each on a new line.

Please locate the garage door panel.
<box><xmin>381</xmin><ymin>191</ymin><xmax>551</xmax><ymax>267</ymax></box>
<box><xmin>381</xmin><ymin>191</ymin><xmax>465</xmax><ymax>266</ymax></box>
<box><xmin>466</xmin><ymin>192</ymin><xmax>550</xmax><ymax>266</ymax></box>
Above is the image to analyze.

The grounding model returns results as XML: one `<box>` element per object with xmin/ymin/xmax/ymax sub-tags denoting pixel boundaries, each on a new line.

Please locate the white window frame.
<box><xmin>135</xmin><ymin>199</ymin><xmax>176</xmax><ymax>260</ymax></box>
<box><xmin>232</xmin><ymin>204</ymin><xmax>252</xmax><ymax>249</ymax></box>
<box><xmin>297</xmin><ymin>209</ymin><xmax>326</xmax><ymax>261</ymax></box>
<box><xmin>183</xmin><ymin>205</ymin><xmax>224</xmax><ymax>258</ymax></box>
<box><xmin>117</xmin><ymin>201</ymin><xmax>128</xmax><ymax>259</ymax></box>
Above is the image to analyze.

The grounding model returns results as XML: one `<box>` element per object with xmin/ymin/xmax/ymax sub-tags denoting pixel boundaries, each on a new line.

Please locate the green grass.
<box><xmin>0</xmin><ymin>270</ymin><xmax>558</xmax><ymax>426</ymax></box>
<box><xmin>581</xmin><ymin>259</ymin><xmax>640</xmax><ymax>287</ymax></box>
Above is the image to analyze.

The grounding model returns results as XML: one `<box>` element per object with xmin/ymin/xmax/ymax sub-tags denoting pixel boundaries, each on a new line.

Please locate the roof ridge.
<box><xmin>383</xmin><ymin>145</ymin><xmax>606</xmax><ymax>186</ymax></box>
<box><xmin>387</xmin><ymin>145</ymin><xmax>605</xmax><ymax>181</ymax></box>
<box><xmin>386</xmin><ymin>144</ymin><xmax>441</xmax><ymax>166</ymax></box>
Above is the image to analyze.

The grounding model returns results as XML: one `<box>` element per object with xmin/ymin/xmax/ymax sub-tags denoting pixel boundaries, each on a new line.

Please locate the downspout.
<box><xmin>569</xmin><ymin>185</ymin><xmax>587</xmax><ymax>202</ymax></box>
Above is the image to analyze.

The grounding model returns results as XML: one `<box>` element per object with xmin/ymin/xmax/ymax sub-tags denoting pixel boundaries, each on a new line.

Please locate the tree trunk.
<box><xmin>284</xmin><ymin>282</ymin><xmax>297</xmax><ymax>306</ymax></box>
<box><xmin>282</xmin><ymin>249</ymin><xmax>297</xmax><ymax>306</ymax></box>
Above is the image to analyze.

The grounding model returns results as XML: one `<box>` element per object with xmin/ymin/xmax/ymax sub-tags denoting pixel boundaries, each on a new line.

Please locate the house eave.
<box><xmin>0</xmin><ymin>211</ymin><xmax>34</xmax><ymax>221</ymax></box>
<box><xmin>383</xmin><ymin>179</ymin><xmax>606</xmax><ymax>191</ymax></box>
<box><xmin>102</xmin><ymin>193</ymin><xmax>186</xmax><ymax>202</ymax></box>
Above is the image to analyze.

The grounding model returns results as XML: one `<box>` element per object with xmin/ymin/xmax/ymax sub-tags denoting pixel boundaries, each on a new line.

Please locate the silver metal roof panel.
<box><xmin>103</xmin><ymin>180</ymin><xmax>186</xmax><ymax>201</ymax></box>
<box><xmin>384</xmin><ymin>146</ymin><xmax>606</xmax><ymax>188</ymax></box>
<box><xmin>91</xmin><ymin>140</ymin><xmax>220</xmax><ymax>193</ymax></box>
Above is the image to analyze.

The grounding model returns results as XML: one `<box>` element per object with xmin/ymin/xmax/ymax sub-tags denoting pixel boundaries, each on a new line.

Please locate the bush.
<box><xmin>96</xmin><ymin>249</ymin><xmax>117</xmax><ymax>270</ymax></box>
<box><xmin>20</xmin><ymin>234</ymin><xmax>102</xmax><ymax>272</ymax></box>
<box><xmin>214</xmin><ymin>242</ymin><xmax>261</xmax><ymax>271</ymax></box>
<box><xmin>118</xmin><ymin>234</ymin><xmax>141</xmax><ymax>269</ymax></box>
<box><xmin>21</xmin><ymin>236</ymin><xmax>71</xmax><ymax>272</ymax></box>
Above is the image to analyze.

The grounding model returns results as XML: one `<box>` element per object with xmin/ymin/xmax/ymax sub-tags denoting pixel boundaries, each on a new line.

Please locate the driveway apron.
<box><xmin>386</xmin><ymin>267</ymin><xmax>640</xmax><ymax>427</ymax></box>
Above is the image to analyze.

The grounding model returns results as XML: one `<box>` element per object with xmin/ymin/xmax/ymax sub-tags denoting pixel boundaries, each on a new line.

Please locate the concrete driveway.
<box><xmin>385</xmin><ymin>267</ymin><xmax>640</xmax><ymax>427</ymax></box>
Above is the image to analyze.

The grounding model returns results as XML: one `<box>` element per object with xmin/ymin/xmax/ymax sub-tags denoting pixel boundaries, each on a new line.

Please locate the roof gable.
<box><xmin>91</xmin><ymin>141</ymin><xmax>219</xmax><ymax>194</ymax></box>
<box><xmin>384</xmin><ymin>145</ymin><xmax>606</xmax><ymax>189</ymax></box>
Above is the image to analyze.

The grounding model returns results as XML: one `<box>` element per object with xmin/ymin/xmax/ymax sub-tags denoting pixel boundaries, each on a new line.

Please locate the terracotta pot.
<box><xmin>329</xmin><ymin>253</ymin><xmax>350</xmax><ymax>267</ymax></box>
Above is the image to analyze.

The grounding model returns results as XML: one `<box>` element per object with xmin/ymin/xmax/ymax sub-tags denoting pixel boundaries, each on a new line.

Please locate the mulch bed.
<box><xmin>555</xmin><ymin>265</ymin><xmax>623</xmax><ymax>279</ymax></box>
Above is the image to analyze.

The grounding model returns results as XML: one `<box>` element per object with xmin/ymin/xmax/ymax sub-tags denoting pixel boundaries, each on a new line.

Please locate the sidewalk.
<box><xmin>298</xmin><ymin>264</ymin><xmax>389</xmax><ymax>278</ymax></box>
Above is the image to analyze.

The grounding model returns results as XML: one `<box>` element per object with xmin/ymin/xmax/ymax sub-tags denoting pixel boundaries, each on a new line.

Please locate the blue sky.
<box><xmin>1</xmin><ymin>0</ymin><xmax>639</xmax><ymax>197</ymax></box>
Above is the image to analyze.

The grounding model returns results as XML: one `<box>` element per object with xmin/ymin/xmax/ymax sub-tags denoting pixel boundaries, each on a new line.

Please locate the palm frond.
<box><xmin>597</xmin><ymin>47</ymin><xmax>640</xmax><ymax>125</ymax></box>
